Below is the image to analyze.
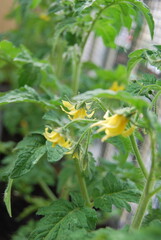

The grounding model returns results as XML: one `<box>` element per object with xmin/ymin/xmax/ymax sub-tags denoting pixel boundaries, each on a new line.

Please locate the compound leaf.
<box><xmin>94</xmin><ymin>172</ymin><xmax>140</xmax><ymax>212</ymax></box>
<box><xmin>29</xmin><ymin>197</ymin><xmax>97</xmax><ymax>240</ymax></box>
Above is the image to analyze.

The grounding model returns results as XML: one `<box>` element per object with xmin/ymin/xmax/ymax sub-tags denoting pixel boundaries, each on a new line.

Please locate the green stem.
<box><xmin>74</xmin><ymin>157</ymin><xmax>91</xmax><ymax>207</ymax></box>
<box><xmin>72</xmin><ymin>3</ymin><xmax>113</xmax><ymax>95</ymax></box>
<box><xmin>82</xmin><ymin>129</ymin><xmax>91</xmax><ymax>170</ymax></box>
<box><xmin>72</xmin><ymin>59</ymin><xmax>82</xmax><ymax>96</ymax></box>
<box><xmin>129</xmin><ymin>133</ymin><xmax>148</xmax><ymax>179</ymax></box>
<box><xmin>80</xmin><ymin>3</ymin><xmax>113</xmax><ymax>53</ymax></box>
<box><xmin>130</xmin><ymin>184</ymin><xmax>151</xmax><ymax>230</ymax></box>
<box><xmin>94</xmin><ymin>98</ymin><xmax>107</xmax><ymax>112</ymax></box>
<box><xmin>39</xmin><ymin>181</ymin><xmax>57</xmax><ymax>201</ymax></box>
<box><xmin>151</xmin><ymin>90</ymin><xmax>161</xmax><ymax>113</ymax></box>
<box><xmin>63</xmin><ymin>119</ymin><xmax>97</xmax><ymax>129</ymax></box>
<box><xmin>138</xmin><ymin>85</ymin><xmax>161</xmax><ymax>95</ymax></box>
<box><xmin>130</xmin><ymin>131</ymin><xmax>156</xmax><ymax>230</ymax></box>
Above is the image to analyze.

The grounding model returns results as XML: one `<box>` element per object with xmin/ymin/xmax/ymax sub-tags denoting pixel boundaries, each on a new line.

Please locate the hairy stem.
<box><xmin>39</xmin><ymin>181</ymin><xmax>57</xmax><ymax>201</ymax></box>
<box><xmin>74</xmin><ymin>157</ymin><xmax>91</xmax><ymax>207</ymax></box>
<box><xmin>130</xmin><ymin>133</ymin><xmax>148</xmax><ymax>179</ymax></box>
<box><xmin>72</xmin><ymin>3</ymin><xmax>113</xmax><ymax>95</ymax></box>
<box><xmin>130</xmin><ymin>131</ymin><xmax>156</xmax><ymax>230</ymax></box>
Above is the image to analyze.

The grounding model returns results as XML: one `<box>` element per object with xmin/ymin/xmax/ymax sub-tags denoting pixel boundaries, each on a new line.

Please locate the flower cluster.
<box><xmin>44</xmin><ymin>89</ymin><xmax>135</xmax><ymax>150</ymax></box>
<box><xmin>44</xmin><ymin>101</ymin><xmax>94</xmax><ymax>149</ymax></box>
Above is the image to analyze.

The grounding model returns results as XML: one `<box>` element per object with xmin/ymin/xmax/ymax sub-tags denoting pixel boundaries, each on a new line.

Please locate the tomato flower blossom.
<box><xmin>91</xmin><ymin>112</ymin><xmax>135</xmax><ymax>141</ymax></box>
<box><xmin>61</xmin><ymin>101</ymin><xmax>94</xmax><ymax>120</ymax></box>
<box><xmin>44</xmin><ymin>128</ymin><xmax>71</xmax><ymax>148</ymax></box>
<box><xmin>109</xmin><ymin>81</ymin><xmax>125</xmax><ymax>91</ymax></box>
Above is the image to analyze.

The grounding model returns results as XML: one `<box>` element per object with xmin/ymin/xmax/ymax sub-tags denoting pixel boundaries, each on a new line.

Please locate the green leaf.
<box><xmin>127</xmin><ymin>49</ymin><xmax>146</xmax><ymax>73</ymax></box>
<box><xmin>93</xmin><ymin>0</ymin><xmax>153</xmax><ymax>48</ymax></box>
<box><xmin>0</xmin><ymin>85</ymin><xmax>54</xmax><ymax>108</ymax></box>
<box><xmin>57</xmin><ymin>160</ymin><xmax>76</xmax><ymax>194</ymax></box>
<box><xmin>0</xmin><ymin>40</ymin><xmax>20</xmax><ymax>64</ymax></box>
<box><xmin>74</xmin><ymin>89</ymin><xmax>148</xmax><ymax>111</ymax></box>
<box><xmin>19</xmin><ymin>0</ymin><xmax>32</xmax><ymax>16</ymax></box>
<box><xmin>130</xmin><ymin>0</ymin><xmax>154</xmax><ymax>39</ymax></box>
<box><xmin>108</xmin><ymin>135</ymin><xmax>132</xmax><ymax>163</ymax></box>
<box><xmin>115</xmin><ymin>0</ymin><xmax>154</xmax><ymax>39</ymax></box>
<box><xmin>18</xmin><ymin>63</ymin><xmax>42</xmax><ymax>87</ymax></box>
<box><xmin>42</xmin><ymin>110</ymin><xmax>61</xmax><ymax>124</ymax></box>
<box><xmin>142</xmin><ymin>48</ymin><xmax>161</xmax><ymax>70</ymax></box>
<box><xmin>93</xmin><ymin>173</ymin><xmax>140</xmax><ymax>212</ymax></box>
<box><xmin>94</xmin><ymin>18</ymin><xmax>117</xmax><ymax>48</ymax></box>
<box><xmin>127</xmin><ymin>47</ymin><xmax>161</xmax><ymax>73</ymax></box>
<box><xmin>30</xmin><ymin>0</ymin><xmax>42</xmax><ymax>8</ymax></box>
<box><xmin>70</xmin><ymin>192</ymin><xmax>84</xmax><ymax>208</ymax></box>
<box><xmin>75</xmin><ymin>0</ymin><xmax>96</xmax><ymax>12</ymax></box>
<box><xmin>46</xmin><ymin>141</ymin><xmax>68</xmax><ymax>162</ymax></box>
<box><xmin>11</xmin><ymin>134</ymin><xmax>46</xmax><ymax>178</ymax></box>
<box><xmin>12</xmin><ymin>220</ymin><xmax>37</xmax><ymax>240</ymax></box>
<box><xmin>4</xmin><ymin>178</ymin><xmax>13</xmax><ymax>217</ymax></box>
<box><xmin>143</xmin><ymin>209</ymin><xmax>161</xmax><ymax>226</ymax></box>
<box><xmin>29</xmin><ymin>198</ymin><xmax>97</xmax><ymax>240</ymax></box>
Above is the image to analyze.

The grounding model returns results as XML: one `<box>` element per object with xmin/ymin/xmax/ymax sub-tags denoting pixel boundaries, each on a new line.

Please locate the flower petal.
<box><xmin>122</xmin><ymin>126</ymin><xmax>136</xmax><ymax>137</ymax></box>
<box><xmin>86</xmin><ymin>110</ymin><xmax>95</xmax><ymax>118</ymax></box>
<box><xmin>62</xmin><ymin>101</ymin><xmax>74</xmax><ymax>110</ymax></box>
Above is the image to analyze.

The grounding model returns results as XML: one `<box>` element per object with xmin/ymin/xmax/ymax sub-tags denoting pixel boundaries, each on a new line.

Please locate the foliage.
<box><xmin>1</xmin><ymin>0</ymin><xmax>161</xmax><ymax>240</ymax></box>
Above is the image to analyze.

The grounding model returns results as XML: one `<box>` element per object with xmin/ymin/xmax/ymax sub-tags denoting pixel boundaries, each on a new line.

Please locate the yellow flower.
<box><xmin>91</xmin><ymin>112</ymin><xmax>135</xmax><ymax>141</ymax></box>
<box><xmin>44</xmin><ymin>128</ymin><xmax>71</xmax><ymax>148</ymax></box>
<box><xmin>61</xmin><ymin>101</ymin><xmax>94</xmax><ymax>120</ymax></box>
<box><xmin>39</xmin><ymin>14</ymin><xmax>50</xmax><ymax>22</ymax></box>
<box><xmin>109</xmin><ymin>81</ymin><xmax>125</xmax><ymax>91</ymax></box>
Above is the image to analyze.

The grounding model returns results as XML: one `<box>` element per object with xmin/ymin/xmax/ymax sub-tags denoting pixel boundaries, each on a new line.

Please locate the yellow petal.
<box><xmin>86</xmin><ymin>110</ymin><xmax>95</xmax><ymax>118</ymax></box>
<box><xmin>72</xmin><ymin>108</ymin><xmax>87</xmax><ymax>119</ymax></box>
<box><xmin>90</xmin><ymin>120</ymin><xmax>105</xmax><ymax>128</ymax></box>
<box><xmin>122</xmin><ymin>126</ymin><xmax>136</xmax><ymax>137</ymax></box>
<box><xmin>107</xmin><ymin>114</ymin><xmax>127</xmax><ymax>127</ymax></box>
<box><xmin>44</xmin><ymin>128</ymin><xmax>59</xmax><ymax>140</ymax></box>
<box><xmin>67</xmin><ymin>109</ymin><xmax>79</xmax><ymax>116</ymax></box>
<box><xmin>60</xmin><ymin>106</ymin><xmax>69</xmax><ymax>114</ymax></box>
<box><xmin>109</xmin><ymin>81</ymin><xmax>125</xmax><ymax>92</ymax></box>
<box><xmin>62</xmin><ymin>101</ymin><xmax>74</xmax><ymax>110</ymax></box>
<box><xmin>39</xmin><ymin>14</ymin><xmax>50</xmax><ymax>21</ymax></box>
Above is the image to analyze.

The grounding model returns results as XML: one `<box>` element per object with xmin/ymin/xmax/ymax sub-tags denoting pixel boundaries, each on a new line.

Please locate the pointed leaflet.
<box><xmin>11</xmin><ymin>134</ymin><xmax>46</xmax><ymax>178</ymax></box>
<box><xmin>94</xmin><ymin>173</ymin><xmax>140</xmax><ymax>212</ymax></box>
<box><xmin>4</xmin><ymin>178</ymin><xmax>13</xmax><ymax>217</ymax></box>
<box><xmin>29</xmin><ymin>197</ymin><xmax>97</xmax><ymax>240</ymax></box>
<box><xmin>128</xmin><ymin>0</ymin><xmax>154</xmax><ymax>39</ymax></box>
